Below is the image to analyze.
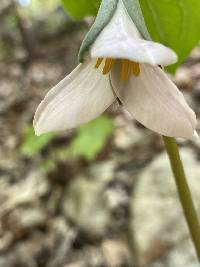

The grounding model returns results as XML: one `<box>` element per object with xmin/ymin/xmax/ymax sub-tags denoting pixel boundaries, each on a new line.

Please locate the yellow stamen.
<box><xmin>95</xmin><ymin>58</ymin><xmax>103</xmax><ymax>68</ymax></box>
<box><xmin>103</xmin><ymin>58</ymin><xmax>116</xmax><ymax>75</ymax></box>
<box><xmin>95</xmin><ymin>57</ymin><xmax>140</xmax><ymax>81</ymax></box>
<box><xmin>121</xmin><ymin>59</ymin><xmax>130</xmax><ymax>81</ymax></box>
<box><xmin>131</xmin><ymin>61</ymin><xmax>140</xmax><ymax>76</ymax></box>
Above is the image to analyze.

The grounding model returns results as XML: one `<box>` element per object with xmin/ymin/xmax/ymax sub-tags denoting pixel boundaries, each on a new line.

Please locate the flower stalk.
<box><xmin>163</xmin><ymin>136</ymin><xmax>200</xmax><ymax>260</ymax></box>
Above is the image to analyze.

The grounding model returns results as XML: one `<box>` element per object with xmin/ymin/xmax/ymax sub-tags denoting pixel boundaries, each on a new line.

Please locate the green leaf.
<box><xmin>140</xmin><ymin>0</ymin><xmax>200</xmax><ymax>72</ymax></box>
<box><xmin>61</xmin><ymin>0</ymin><xmax>101</xmax><ymax>19</ymax></box>
<box><xmin>68</xmin><ymin>115</ymin><xmax>114</xmax><ymax>160</ymax></box>
<box><xmin>20</xmin><ymin>126</ymin><xmax>55</xmax><ymax>157</ymax></box>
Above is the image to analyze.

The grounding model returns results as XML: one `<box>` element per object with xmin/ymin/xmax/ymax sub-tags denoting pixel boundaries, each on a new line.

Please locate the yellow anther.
<box><xmin>120</xmin><ymin>59</ymin><xmax>130</xmax><ymax>81</ymax></box>
<box><xmin>131</xmin><ymin>61</ymin><xmax>140</xmax><ymax>76</ymax></box>
<box><xmin>103</xmin><ymin>58</ymin><xmax>116</xmax><ymax>75</ymax></box>
<box><xmin>95</xmin><ymin>58</ymin><xmax>103</xmax><ymax>68</ymax></box>
<box><xmin>95</xmin><ymin>57</ymin><xmax>140</xmax><ymax>81</ymax></box>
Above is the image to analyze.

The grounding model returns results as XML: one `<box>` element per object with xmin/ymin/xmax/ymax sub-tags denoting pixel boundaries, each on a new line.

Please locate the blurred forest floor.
<box><xmin>0</xmin><ymin>1</ymin><xmax>200</xmax><ymax>267</ymax></box>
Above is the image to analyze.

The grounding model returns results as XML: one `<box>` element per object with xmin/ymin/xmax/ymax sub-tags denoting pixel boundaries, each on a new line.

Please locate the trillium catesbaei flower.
<box><xmin>34</xmin><ymin>0</ymin><xmax>197</xmax><ymax>140</ymax></box>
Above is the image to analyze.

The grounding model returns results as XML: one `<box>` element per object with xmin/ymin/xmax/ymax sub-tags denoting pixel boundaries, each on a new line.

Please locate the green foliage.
<box><xmin>20</xmin><ymin>127</ymin><xmax>54</xmax><ymax>157</ymax></box>
<box><xmin>140</xmin><ymin>0</ymin><xmax>200</xmax><ymax>72</ymax></box>
<box><xmin>67</xmin><ymin>115</ymin><xmax>114</xmax><ymax>160</ymax></box>
<box><xmin>61</xmin><ymin>0</ymin><xmax>101</xmax><ymax>19</ymax></box>
<box><xmin>41</xmin><ymin>159</ymin><xmax>57</xmax><ymax>172</ymax></box>
<box><xmin>40</xmin><ymin>116</ymin><xmax>114</xmax><ymax>172</ymax></box>
<box><xmin>62</xmin><ymin>0</ymin><xmax>200</xmax><ymax>72</ymax></box>
<box><xmin>21</xmin><ymin>116</ymin><xmax>114</xmax><ymax>165</ymax></box>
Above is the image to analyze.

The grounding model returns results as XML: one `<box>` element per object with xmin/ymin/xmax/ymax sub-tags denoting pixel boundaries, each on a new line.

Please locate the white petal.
<box><xmin>91</xmin><ymin>0</ymin><xmax>177</xmax><ymax>66</ymax></box>
<box><xmin>110</xmin><ymin>63</ymin><xmax>197</xmax><ymax>140</ymax></box>
<box><xmin>34</xmin><ymin>60</ymin><xmax>115</xmax><ymax>135</ymax></box>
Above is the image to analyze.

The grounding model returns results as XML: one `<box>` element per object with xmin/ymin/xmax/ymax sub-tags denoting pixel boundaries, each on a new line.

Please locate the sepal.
<box><xmin>78</xmin><ymin>0</ymin><xmax>118</xmax><ymax>62</ymax></box>
<box><xmin>122</xmin><ymin>0</ymin><xmax>151</xmax><ymax>40</ymax></box>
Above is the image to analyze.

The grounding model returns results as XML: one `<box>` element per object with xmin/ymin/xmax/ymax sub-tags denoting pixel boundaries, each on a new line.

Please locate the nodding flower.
<box><xmin>34</xmin><ymin>0</ymin><xmax>198</xmax><ymax>140</ymax></box>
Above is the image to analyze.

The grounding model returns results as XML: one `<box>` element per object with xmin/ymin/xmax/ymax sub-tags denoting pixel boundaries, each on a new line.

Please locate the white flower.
<box><xmin>34</xmin><ymin>0</ymin><xmax>197</xmax><ymax>140</ymax></box>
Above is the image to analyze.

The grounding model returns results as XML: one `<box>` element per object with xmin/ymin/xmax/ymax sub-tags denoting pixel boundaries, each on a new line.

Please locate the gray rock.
<box><xmin>8</xmin><ymin>207</ymin><xmax>47</xmax><ymax>230</ymax></box>
<box><xmin>0</xmin><ymin>170</ymin><xmax>49</xmax><ymax>217</ymax></box>
<box><xmin>130</xmin><ymin>148</ymin><xmax>200</xmax><ymax>266</ymax></box>
<box><xmin>62</xmin><ymin>160</ymin><xmax>133</xmax><ymax>239</ymax></box>
<box><xmin>102</xmin><ymin>239</ymin><xmax>132</xmax><ymax>267</ymax></box>
<box><xmin>62</xmin><ymin>172</ymin><xmax>111</xmax><ymax>238</ymax></box>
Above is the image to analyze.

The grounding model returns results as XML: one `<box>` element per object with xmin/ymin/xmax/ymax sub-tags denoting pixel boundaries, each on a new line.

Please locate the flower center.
<box><xmin>95</xmin><ymin>58</ymin><xmax>140</xmax><ymax>81</ymax></box>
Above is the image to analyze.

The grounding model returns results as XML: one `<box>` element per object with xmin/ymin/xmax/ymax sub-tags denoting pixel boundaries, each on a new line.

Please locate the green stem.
<box><xmin>163</xmin><ymin>136</ymin><xmax>200</xmax><ymax>260</ymax></box>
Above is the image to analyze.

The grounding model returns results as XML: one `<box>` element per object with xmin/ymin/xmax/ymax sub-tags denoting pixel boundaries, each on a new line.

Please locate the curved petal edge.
<box><xmin>34</xmin><ymin>60</ymin><xmax>115</xmax><ymax>135</ymax></box>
